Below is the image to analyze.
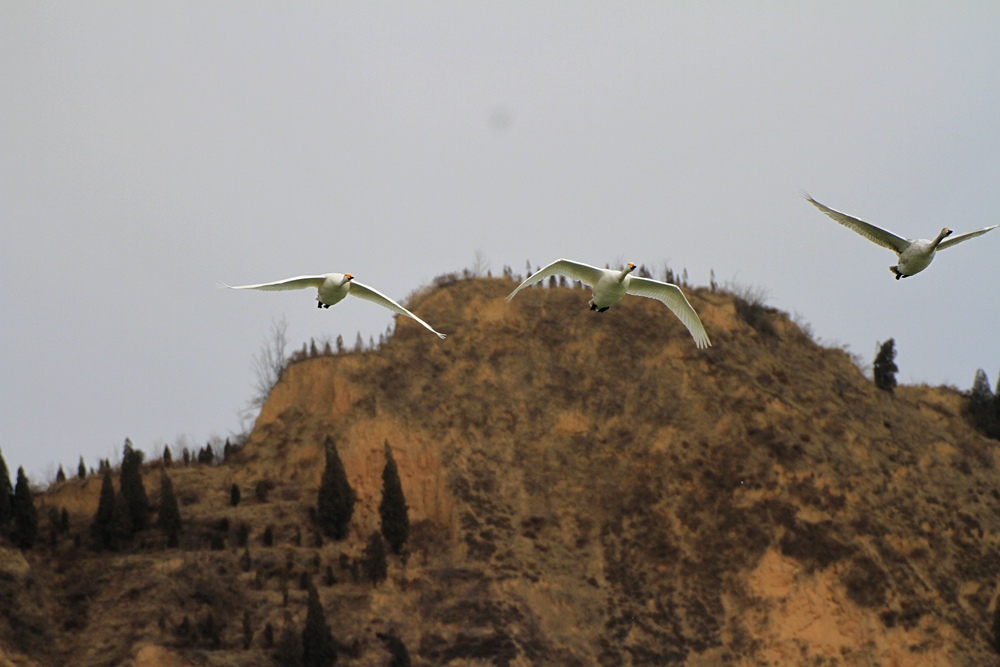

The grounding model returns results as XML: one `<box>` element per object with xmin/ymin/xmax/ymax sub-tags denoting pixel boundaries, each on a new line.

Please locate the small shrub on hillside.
<box><xmin>873</xmin><ymin>338</ymin><xmax>898</xmax><ymax>393</ymax></box>
<box><xmin>362</xmin><ymin>531</ymin><xmax>388</xmax><ymax>587</ymax></box>
<box><xmin>727</xmin><ymin>282</ymin><xmax>776</xmax><ymax>337</ymax></box>
<box><xmin>255</xmin><ymin>480</ymin><xmax>274</xmax><ymax>503</ymax></box>
<box><xmin>242</xmin><ymin>610</ymin><xmax>254</xmax><ymax>650</ymax></box>
<box><xmin>237</xmin><ymin>522</ymin><xmax>250</xmax><ymax>547</ymax></box>
<box><xmin>230</xmin><ymin>483</ymin><xmax>241</xmax><ymax>507</ymax></box>
<box><xmin>263</xmin><ymin>525</ymin><xmax>274</xmax><ymax>547</ymax></box>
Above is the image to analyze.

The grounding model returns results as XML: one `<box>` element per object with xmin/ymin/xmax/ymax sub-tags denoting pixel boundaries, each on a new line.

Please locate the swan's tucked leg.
<box><xmin>890</xmin><ymin>266</ymin><xmax>901</xmax><ymax>280</ymax></box>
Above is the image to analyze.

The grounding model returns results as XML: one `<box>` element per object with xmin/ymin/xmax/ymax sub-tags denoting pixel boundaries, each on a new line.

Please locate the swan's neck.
<box><xmin>930</xmin><ymin>228</ymin><xmax>951</xmax><ymax>250</ymax></box>
<box><xmin>617</xmin><ymin>265</ymin><xmax>636</xmax><ymax>282</ymax></box>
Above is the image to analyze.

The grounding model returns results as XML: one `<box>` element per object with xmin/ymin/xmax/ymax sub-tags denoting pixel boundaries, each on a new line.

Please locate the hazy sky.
<box><xmin>3</xmin><ymin>3</ymin><xmax>999</xmax><ymax>483</ymax></box>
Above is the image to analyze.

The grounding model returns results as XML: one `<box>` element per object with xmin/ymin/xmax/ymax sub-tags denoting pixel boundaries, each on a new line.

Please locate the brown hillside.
<box><xmin>5</xmin><ymin>275</ymin><xmax>1000</xmax><ymax>666</ymax></box>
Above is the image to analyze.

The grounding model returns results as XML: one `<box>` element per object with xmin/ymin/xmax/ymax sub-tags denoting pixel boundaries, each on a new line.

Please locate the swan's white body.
<box><xmin>505</xmin><ymin>259</ymin><xmax>711</xmax><ymax>349</ymax></box>
<box><xmin>221</xmin><ymin>273</ymin><xmax>446</xmax><ymax>339</ymax></box>
<box><xmin>806</xmin><ymin>195</ymin><xmax>998</xmax><ymax>279</ymax></box>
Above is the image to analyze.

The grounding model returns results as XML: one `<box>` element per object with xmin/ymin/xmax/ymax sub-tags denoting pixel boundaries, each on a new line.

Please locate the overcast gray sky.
<box><xmin>3</xmin><ymin>3</ymin><xmax>998</xmax><ymax>483</ymax></box>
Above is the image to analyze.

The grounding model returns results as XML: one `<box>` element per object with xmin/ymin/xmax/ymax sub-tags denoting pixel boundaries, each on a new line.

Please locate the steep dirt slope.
<box><xmin>7</xmin><ymin>275</ymin><xmax>1000</xmax><ymax>666</ymax></box>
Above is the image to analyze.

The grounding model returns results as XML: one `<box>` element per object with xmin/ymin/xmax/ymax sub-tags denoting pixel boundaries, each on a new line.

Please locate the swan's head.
<box><xmin>941</xmin><ymin>228</ymin><xmax>953</xmax><ymax>238</ymax></box>
<box><xmin>627</xmin><ymin>262</ymin><xmax>636</xmax><ymax>272</ymax></box>
<box><xmin>344</xmin><ymin>273</ymin><xmax>353</xmax><ymax>282</ymax></box>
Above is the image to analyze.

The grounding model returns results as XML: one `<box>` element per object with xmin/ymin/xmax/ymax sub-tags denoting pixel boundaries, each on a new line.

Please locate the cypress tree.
<box><xmin>362</xmin><ymin>531</ymin><xmax>388</xmax><ymax>587</ymax></box>
<box><xmin>231</xmin><ymin>483</ymin><xmax>242</xmax><ymax>507</ymax></box>
<box><xmin>873</xmin><ymin>338</ymin><xmax>898</xmax><ymax>393</ymax></box>
<box><xmin>275</xmin><ymin>623</ymin><xmax>303</xmax><ymax>667</ymax></box>
<box><xmin>56</xmin><ymin>465</ymin><xmax>66</xmax><ymax>483</ymax></box>
<box><xmin>316</xmin><ymin>436</ymin><xmax>355</xmax><ymax>540</ymax></box>
<box><xmin>157</xmin><ymin>470</ymin><xmax>182</xmax><ymax>542</ymax></box>
<box><xmin>120</xmin><ymin>439</ymin><xmax>150</xmax><ymax>531</ymax></box>
<box><xmin>11</xmin><ymin>467</ymin><xmax>38</xmax><ymax>549</ymax></box>
<box><xmin>0</xmin><ymin>448</ymin><xmax>12</xmax><ymax>527</ymax></box>
<box><xmin>77</xmin><ymin>456</ymin><xmax>87</xmax><ymax>479</ymax></box>
<box><xmin>302</xmin><ymin>583</ymin><xmax>336</xmax><ymax>667</ymax></box>
<box><xmin>92</xmin><ymin>470</ymin><xmax>116</xmax><ymax>549</ymax></box>
<box><xmin>379</xmin><ymin>441</ymin><xmax>409</xmax><ymax>555</ymax></box>
<box><xmin>110</xmin><ymin>489</ymin><xmax>134</xmax><ymax>550</ymax></box>
<box><xmin>162</xmin><ymin>446</ymin><xmax>172</xmax><ymax>467</ymax></box>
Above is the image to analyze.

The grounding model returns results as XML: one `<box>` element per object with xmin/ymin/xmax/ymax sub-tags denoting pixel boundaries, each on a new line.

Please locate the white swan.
<box><xmin>806</xmin><ymin>194</ymin><xmax>998</xmax><ymax>280</ymax></box>
<box><xmin>221</xmin><ymin>273</ymin><xmax>446</xmax><ymax>339</ymax></box>
<box><xmin>505</xmin><ymin>259</ymin><xmax>711</xmax><ymax>349</ymax></box>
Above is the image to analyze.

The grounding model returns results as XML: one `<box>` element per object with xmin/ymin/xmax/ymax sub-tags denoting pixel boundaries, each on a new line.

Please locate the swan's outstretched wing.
<box><xmin>220</xmin><ymin>275</ymin><xmax>327</xmax><ymax>292</ymax></box>
<box><xmin>938</xmin><ymin>224</ymin><xmax>999</xmax><ymax>250</ymax></box>
<box><xmin>805</xmin><ymin>195</ymin><xmax>910</xmax><ymax>255</ymax></box>
<box><xmin>505</xmin><ymin>259</ymin><xmax>606</xmax><ymax>302</ymax></box>
<box><xmin>626</xmin><ymin>277</ymin><xmax>712</xmax><ymax>349</ymax></box>
<box><xmin>349</xmin><ymin>281</ymin><xmax>446</xmax><ymax>339</ymax></box>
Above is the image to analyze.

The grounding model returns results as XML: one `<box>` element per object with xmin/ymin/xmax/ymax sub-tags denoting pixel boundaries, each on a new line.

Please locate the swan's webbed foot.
<box><xmin>890</xmin><ymin>266</ymin><xmax>902</xmax><ymax>280</ymax></box>
<box><xmin>317</xmin><ymin>301</ymin><xmax>323</xmax><ymax>308</ymax></box>
<box><xmin>589</xmin><ymin>303</ymin><xmax>597</xmax><ymax>311</ymax></box>
<box><xmin>598</xmin><ymin>306</ymin><xmax>610</xmax><ymax>313</ymax></box>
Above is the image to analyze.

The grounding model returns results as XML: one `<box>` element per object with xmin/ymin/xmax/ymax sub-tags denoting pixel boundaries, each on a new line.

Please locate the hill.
<box><xmin>4</xmin><ymin>275</ymin><xmax>1000</xmax><ymax>666</ymax></box>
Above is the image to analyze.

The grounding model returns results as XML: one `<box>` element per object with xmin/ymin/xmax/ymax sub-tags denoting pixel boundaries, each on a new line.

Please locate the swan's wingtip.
<box><xmin>437</xmin><ymin>332</ymin><xmax>447</xmax><ymax>340</ymax></box>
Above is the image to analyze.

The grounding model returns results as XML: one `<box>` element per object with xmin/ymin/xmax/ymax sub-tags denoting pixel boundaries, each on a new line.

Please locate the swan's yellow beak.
<box><xmin>628</xmin><ymin>262</ymin><xmax>635</xmax><ymax>269</ymax></box>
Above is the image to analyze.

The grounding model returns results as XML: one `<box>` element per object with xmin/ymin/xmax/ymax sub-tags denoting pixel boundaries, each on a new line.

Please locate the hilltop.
<box><xmin>3</xmin><ymin>275</ymin><xmax>1000</xmax><ymax>666</ymax></box>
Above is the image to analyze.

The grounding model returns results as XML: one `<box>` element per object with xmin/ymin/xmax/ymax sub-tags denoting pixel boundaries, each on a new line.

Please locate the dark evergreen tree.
<box><xmin>316</xmin><ymin>436</ymin><xmax>355</xmax><ymax>540</ymax></box>
<box><xmin>873</xmin><ymin>338</ymin><xmax>898</xmax><ymax>393</ymax></box>
<box><xmin>11</xmin><ymin>467</ymin><xmax>38</xmax><ymax>549</ymax></box>
<box><xmin>968</xmin><ymin>369</ymin><xmax>1000</xmax><ymax>440</ymax></box>
<box><xmin>110</xmin><ymin>489</ymin><xmax>134</xmax><ymax>550</ymax></box>
<box><xmin>231</xmin><ymin>483</ymin><xmax>242</xmax><ymax>507</ymax></box>
<box><xmin>302</xmin><ymin>583</ymin><xmax>336</xmax><ymax>667</ymax></box>
<box><xmin>237</xmin><ymin>522</ymin><xmax>250</xmax><ymax>547</ymax></box>
<box><xmin>0</xmin><ymin>448</ymin><xmax>12</xmax><ymax>527</ymax></box>
<box><xmin>275</xmin><ymin>623</ymin><xmax>303</xmax><ymax>667</ymax></box>
<box><xmin>162</xmin><ymin>446</ymin><xmax>172</xmax><ymax>467</ymax></box>
<box><xmin>120</xmin><ymin>439</ymin><xmax>150</xmax><ymax>531</ymax></box>
<box><xmin>379</xmin><ymin>441</ymin><xmax>409</xmax><ymax>555</ymax></box>
<box><xmin>59</xmin><ymin>507</ymin><xmax>69</xmax><ymax>534</ymax></box>
<box><xmin>77</xmin><ymin>456</ymin><xmax>87</xmax><ymax>479</ymax></box>
<box><xmin>198</xmin><ymin>611</ymin><xmax>221</xmax><ymax>649</ymax></box>
<box><xmin>362</xmin><ymin>531</ymin><xmax>388</xmax><ymax>587</ymax></box>
<box><xmin>157</xmin><ymin>470</ymin><xmax>182</xmax><ymax>542</ymax></box>
<box><xmin>263</xmin><ymin>622</ymin><xmax>275</xmax><ymax>649</ymax></box>
<box><xmin>263</xmin><ymin>525</ymin><xmax>274</xmax><ymax>546</ymax></box>
<box><xmin>92</xmin><ymin>469</ymin><xmax>116</xmax><ymax>549</ymax></box>
<box><xmin>56</xmin><ymin>465</ymin><xmax>66</xmax><ymax>483</ymax></box>
<box><xmin>377</xmin><ymin>633</ymin><xmax>411</xmax><ymax>667</ymax></box>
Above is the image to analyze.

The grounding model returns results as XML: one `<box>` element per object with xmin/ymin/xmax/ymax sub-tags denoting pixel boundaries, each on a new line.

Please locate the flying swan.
<box><xmin>221</xmin><ymin>273</ymin><xmax>446</xmax><ymax>339</ymax></box>
<box><xmin>805</xmin><ymin>194</ymin><xmax>999</xmax><ymax>280</ymax></box>
<box><xmin>505</xmin><ymin>259</ymin><xmax>711</xmax><ymax>349</ymax></box>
